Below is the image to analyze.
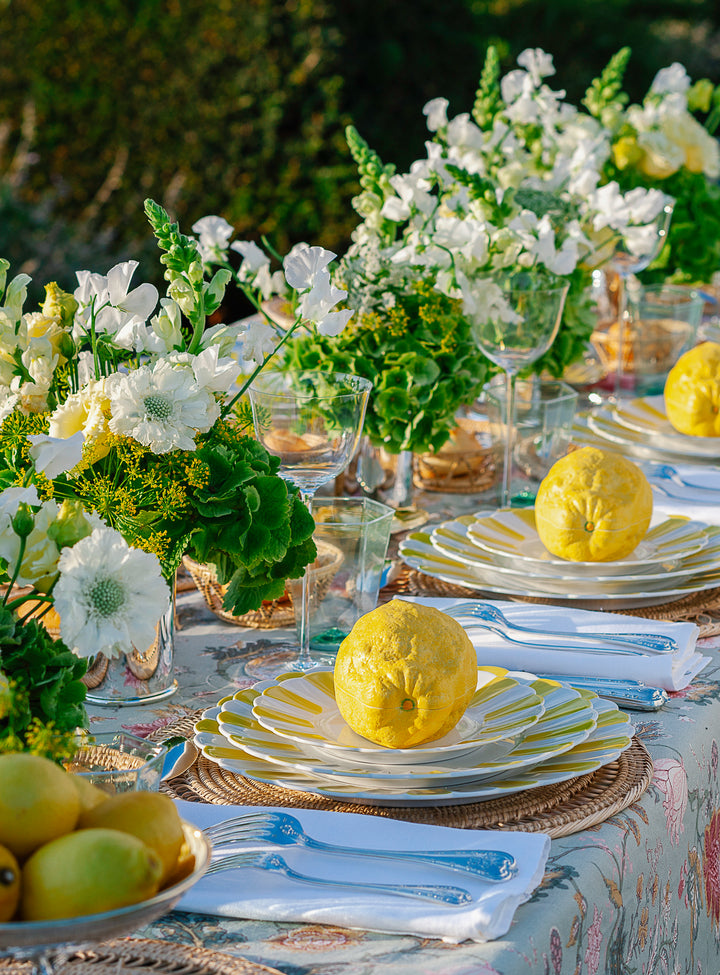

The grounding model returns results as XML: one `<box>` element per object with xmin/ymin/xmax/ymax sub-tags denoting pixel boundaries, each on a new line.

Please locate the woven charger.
<box><xmin>0</xmin><ymin>938</ymin><xmax>283</xmax><ymax>975</ymax></box>
<box><xmin>183</xmin><ymin>542</ymin><xmax>343</xmax><ymax>630</ymax></box>
<box><xmin>154</xmin><ymin>718</ymin><xmax>653</xmax><ymax>840</ymax></box>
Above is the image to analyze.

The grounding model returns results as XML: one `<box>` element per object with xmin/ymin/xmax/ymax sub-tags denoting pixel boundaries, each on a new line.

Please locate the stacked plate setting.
<box><xmin>575</xmin><ymin>394</ymin><xmax>720</xmax><ymax>468</ymax></box>
<box><xmin>193</xmin><ymin>668</ymin><xmax>633</xmax><ymax>808</ymax></box>
<box><xmin>399</xmin><ymin>507</ymin><xmax>720</xmax><ymax>609</ymax></box>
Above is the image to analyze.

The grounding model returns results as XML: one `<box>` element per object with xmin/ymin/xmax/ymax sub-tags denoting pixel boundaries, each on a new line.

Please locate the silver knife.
<box><xmin>534</xmin><ymin>674</ymin><xmax>668</xmax><ymax>711</ymax></box>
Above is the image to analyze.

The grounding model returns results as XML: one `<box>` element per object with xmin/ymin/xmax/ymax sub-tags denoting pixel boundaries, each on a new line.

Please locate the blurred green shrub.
<box><xmin>0</xmin><ymin>0</ymin><xmax>717</xmax><ymax>299</ymax></box>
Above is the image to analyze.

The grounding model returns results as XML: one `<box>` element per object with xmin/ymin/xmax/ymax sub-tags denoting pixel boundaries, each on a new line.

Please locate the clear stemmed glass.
<box><xmin>471</xmin><ymin>274</ymin><xmax>569</xmax><ymax>508</ymax></box>
<box><xmin>248</xmin><ymin>370</ymin><xmax>372</xmax><ymax>672</ymax></box>
<box><xmin>610</xmin><ymin>201</ymin><xmax>673</xmax><ymax>399</ymax></box>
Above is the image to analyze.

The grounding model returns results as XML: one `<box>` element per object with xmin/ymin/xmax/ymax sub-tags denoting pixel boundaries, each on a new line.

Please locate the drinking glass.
<box><xmin>248</xmin><ymin>371</ymin><xmax>372</xmax><ymax>672</ymax></box>
<box><xmin>610</xmin><ymin>201</ymin><xmax>674</xmax><ymax>399</ymax></box>
<box><xmin>470</xmin><ymin>274</ymin><xmax>569</xmax><ymax>508</ymax></box>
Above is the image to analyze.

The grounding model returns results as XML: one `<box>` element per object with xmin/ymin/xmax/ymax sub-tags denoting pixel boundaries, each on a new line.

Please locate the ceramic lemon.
<box><xmin>534</xmin><ymin>446</ymin><xmax>653</xmax><ymax>562</ymax></box>
<box><xmin>334</xmin><ymin>601</ymin><xmax>477</xmax><ymax>748</ymax></box>
<box><xmin>664</xmin><ymin>341</ymin><xmax>720</xmax><ymax>437</ymax></box>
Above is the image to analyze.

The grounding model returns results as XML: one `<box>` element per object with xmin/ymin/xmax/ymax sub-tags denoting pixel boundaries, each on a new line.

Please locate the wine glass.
<box><xmin>471</xmin><ymin>273</ymin><xmax>569</xmax><ymax>508</ymax></box>
<box><xmin>248</xmin><ymin>370</ymin><xmax>372</xmax><ymax>673</ymax></box>
<box><xmin>610</xmin><ymin>201</ymin><xmax>673</xmax><ymax>400</ymax></box>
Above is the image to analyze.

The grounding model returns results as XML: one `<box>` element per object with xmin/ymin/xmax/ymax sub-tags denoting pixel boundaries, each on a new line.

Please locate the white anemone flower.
<box><xmin>108</xmin><ymin>359</ymin><xmax>219</xmax><ymax>453</ymax></box>
<box><xmin>54</xmin><ymin>526</ymin><xmax>170</xmax><ymax>660</ymax></box>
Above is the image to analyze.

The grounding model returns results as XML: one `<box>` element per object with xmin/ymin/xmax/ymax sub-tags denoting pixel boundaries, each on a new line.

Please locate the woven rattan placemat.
<box><xmin>0</xmin><ymin>938</ymin><xmax>283</xmax><ymax>975</ymax></box>
<box><xmin>155</xmin><ymin>717</ymin><xmax>653</xmax><ymax>840</ymax></box>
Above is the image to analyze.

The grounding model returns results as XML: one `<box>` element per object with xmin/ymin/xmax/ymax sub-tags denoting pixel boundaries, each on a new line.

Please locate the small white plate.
<box><xmin>464</xmin><ymin>508</ymin><xmax>708</xmax><ymax>576</ymax></box>
<box><xmin>251</xmin><ymin>668</ymin><xmax>545</xmax><ymax>766</ymax></box>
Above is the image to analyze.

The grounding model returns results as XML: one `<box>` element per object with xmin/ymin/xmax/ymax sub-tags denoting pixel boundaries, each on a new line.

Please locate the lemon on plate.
<box><xmin>664</xmin><ymin>340</ymin><xmax>720</xmax><ymax>437</ymax></box>
<box><xmin>534</xmin><ymin>446</ymin><xmax>653</xmax><ymax>562</ymax></box>
<box><xmin>333</xmin><ymin>601</ymin><xmax>477</xmax><ymax>748</ymax></box>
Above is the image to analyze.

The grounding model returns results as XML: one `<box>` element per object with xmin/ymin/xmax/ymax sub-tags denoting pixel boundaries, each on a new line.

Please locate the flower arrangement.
<box><xmin>0</xmin><ymin>198</ymin><xmax>356</xmax><ymax>731</ymax></box>
<box><xmin>587</xmin><ymin>49</ymin><xmax>720</xmax><ymax>285</ymax></box>
<box><xmin>282</xmin><ymin>47</ymin><xmax>672</xmax><ymax>455</ymax></box>
<box><xmin>0</xmin><ymin>495</ymin><xmax>169</xmax><ymax>756</ymax></box>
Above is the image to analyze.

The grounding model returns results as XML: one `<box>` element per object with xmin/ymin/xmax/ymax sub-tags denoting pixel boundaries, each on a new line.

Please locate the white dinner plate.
<box><xmin>571</xmin><ymin>414</ymin><xmax>706</xmax><ymax>466</ymax></box>
<box><xmin>612</xmin><ymin>396</ymin><xmax>720</xmax><ymax>457</ymax></box>
<box><xmin>464</xmin><ymin>508</ymin><xmax>709</xmax><ymax>576</ymax></box>
<box><xmin>588</xmin><ymin>408</ymin><xmax>720</xmax><ymax>461</ymax></box>
<box><xmin>251</xmin><ymin>668</ymin><xmax>545</xmax><ymax>766</ymax></box>
<box><xmin>398</xmin><ymin>530</ymin><xmax>720</xmax><ymax>610</ymax></box>
<box><xmin>215</xmin><ymin>678</ymin><xmax>597</xmax><ymax>787</ymax></box>
<box><xmin>194</xmin><ymin>697</ymin><xmax>632</xmax><ymax>807</ymax></box>
<box><xmin>431</xmin><ymin>518</ymin><xmax>720</xmax><ymax>596</ymax></box>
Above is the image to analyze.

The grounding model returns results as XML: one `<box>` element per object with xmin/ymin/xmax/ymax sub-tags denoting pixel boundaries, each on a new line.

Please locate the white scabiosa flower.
<box><xmin>54</xmin><ymin>526</ymin><xmax>170</xmax><ymax>659</ymax></box>
<box><xmin>108</xmin><ymin>359</ymin><xmax>219</xmax><ymax>453</ymax></box>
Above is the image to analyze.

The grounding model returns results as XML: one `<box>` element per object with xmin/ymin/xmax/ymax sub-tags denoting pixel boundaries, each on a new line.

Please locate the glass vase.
<box><xmin>83</xmin><ymin>595</ymin><xmax>177</xmax><ymax>707</ymax></box>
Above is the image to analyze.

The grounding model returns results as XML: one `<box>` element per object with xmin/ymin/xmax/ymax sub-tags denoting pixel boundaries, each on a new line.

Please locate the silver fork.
<box><xmin>205</xmin><ymin>811</ymin><xmax>517</xmax><ymax>881</ymax></box>
<box><xmin>644</xmin><ymin>463</ymin><xmax>720</xmax><ymax>489</ymax></box>
<box><xmin>446</xmin><ymin>602</ymin><xmax>677</xmax><ymax>654</ymax></box>
<box><xmin>205</xmin><ymin>850</ymin><xmax>472</xmax><ymax>906</ymax></box>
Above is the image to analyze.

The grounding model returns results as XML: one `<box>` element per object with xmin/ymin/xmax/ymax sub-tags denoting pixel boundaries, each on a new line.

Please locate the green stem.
<box><xmin>2</xmin><ymin>535</ymin><xmax>28</xmax><ymax>606</ymax></box>
<box><xmin>220</xmin><ymin>316</ymin><xmax>305</xmax><ymax>418</ymax></box>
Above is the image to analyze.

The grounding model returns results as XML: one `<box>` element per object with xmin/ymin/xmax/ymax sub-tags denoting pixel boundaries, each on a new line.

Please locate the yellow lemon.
<box><xmin>78</xmin><ymin>791</ymin><xmax>186</xmax><ymax>888</ymax></box>
<box><xmin>535</xmin><ymin>446</ymin><xmax>653</xmax><ymax>562</ymax></box>
<box><xmin>21</xmin><ymin>828</ymin><xmax>163</xmax><ymax>921</ymax></box>
<box><xmin>664</xmin><ymin>341</ymin><xmax>720</xmax><ymax>436</ymax></box>
<box><xmin>0</xmin><ymin>844</ymin><xmax>20</xmax><ymax>922</ymax></box>
<box><xmin>0</xmin><ymin>753</ymin><xmax>80</xmax><ymax>860</ymax></box>
<box><xmin>334</xmin><ymin>601</ymin><xmax>477</xmax><ymax>748</ymax></box>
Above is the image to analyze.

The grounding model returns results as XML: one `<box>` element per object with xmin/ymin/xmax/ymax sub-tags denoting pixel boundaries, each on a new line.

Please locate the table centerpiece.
<box><xmin>0</xmin><ymin>200</ymin><xmax>357</xmax><ymax>704</ymax></box>
<box><xmin>275</xmin><ymin>47</ymin><xmax>673</xmax><ymax>502</ymax></box>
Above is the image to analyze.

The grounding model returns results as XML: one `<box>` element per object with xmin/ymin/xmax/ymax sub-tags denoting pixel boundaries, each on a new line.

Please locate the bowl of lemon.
<box><xmin>0</xmin><ymin>752</ymin><xmax>210</xmax><ymax>960</ymax></box>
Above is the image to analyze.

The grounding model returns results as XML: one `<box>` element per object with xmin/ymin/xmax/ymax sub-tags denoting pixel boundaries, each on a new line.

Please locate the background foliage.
<box><xmin>0</xmin><ymin>0</ymin><xmax>718</xmax><ymax>306</ymax></box>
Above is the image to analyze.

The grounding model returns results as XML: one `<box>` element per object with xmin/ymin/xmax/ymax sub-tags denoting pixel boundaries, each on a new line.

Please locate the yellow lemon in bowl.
<box><xmin>664</xmin><ymin>340</ymin><xmax>720</xmax><ymax>437</ymax></box>
<box><xmin>334</xmin><ymin>601</ymin><xmax>477</xmax><ymax>748</ymax></box>
<box><xmin>534</xmin><ymin>446</ymin><xmax>653</xmax><ymax>562</ymax></box>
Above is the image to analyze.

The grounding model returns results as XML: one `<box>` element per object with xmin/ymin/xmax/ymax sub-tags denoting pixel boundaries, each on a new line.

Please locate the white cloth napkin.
<box><xmin>646</xmin><ymin>464</ymin><xmax>720</xmax><ymax>526</ymax></box>
<box><xmin>174</xmin><ymin>799</ymin><xmax>551</xmax><ymax>943</ymax></box>
<box><xmin>399</xmin><ymin>597</ymin><xmax>708</xmax><ymax>691</ymax></box>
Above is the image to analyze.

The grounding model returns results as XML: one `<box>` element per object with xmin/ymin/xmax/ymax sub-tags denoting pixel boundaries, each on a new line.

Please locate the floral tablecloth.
<box><xmin>85</xmin><ymin>485</ymin><xmax>720</xmax><ymax>975</ymax></box>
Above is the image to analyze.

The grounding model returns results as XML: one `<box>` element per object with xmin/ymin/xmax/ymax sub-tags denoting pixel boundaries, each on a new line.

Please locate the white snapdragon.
<box><xmin>192</xmin><ymin>215</ymin><xmax>234</xmax><ymax>262</ymax></box>
<box><xmin>283</xmin><ymin>245</ymin><xmax>336</xmax><ymax>291</ymax></box>
<box><xmin>423</xmin><ymin>97</ymin><xmax>449</xmax><ymax>132</ymax></box>
<box><xmin>150</xmin><ymin>298</ymin><xmax>185</xmax><ymax>351</ymax></box>
<box><xmin>516</xmin><ymin>48</ymin><xmax>556</xmax><ymax>86</ymax></box>
<box><xmin>237</xmin><ymin>319</ymin><xmax>278</xmax><ymax>368</ymax></box>
<box><xmin>231</xmin><ymin>240</ymin><xmax>281</xmax><ymax>299</ymax></box>
<box><xmin>650</xmin><ymin>63</ymin><xmax>691</xmax><ymax>97</ymax></box>
<box><xmin>73</xmin><ymin>261</ymin><xmax>158</xmax><ymax>340</ymax></box>
<box><xmin>168</xmin><ymin>346</ymin><xmax>241</xmax><ymax>393</ymax></box>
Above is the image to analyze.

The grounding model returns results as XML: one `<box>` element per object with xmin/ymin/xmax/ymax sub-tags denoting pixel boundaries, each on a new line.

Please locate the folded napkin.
<box><xmin>645</xmin><ymin>464</ymin><xmax>720</xmax><ymax>527</ymax></box>
<box><xmin>400</xmin><ymin>597</ymin><xmax>708</xmax><ymax>691</ymax></box>
<box><xmin>174</xmin><ymin>799</ymin><xmax>550</xmax><ymax>943</ymax></box>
